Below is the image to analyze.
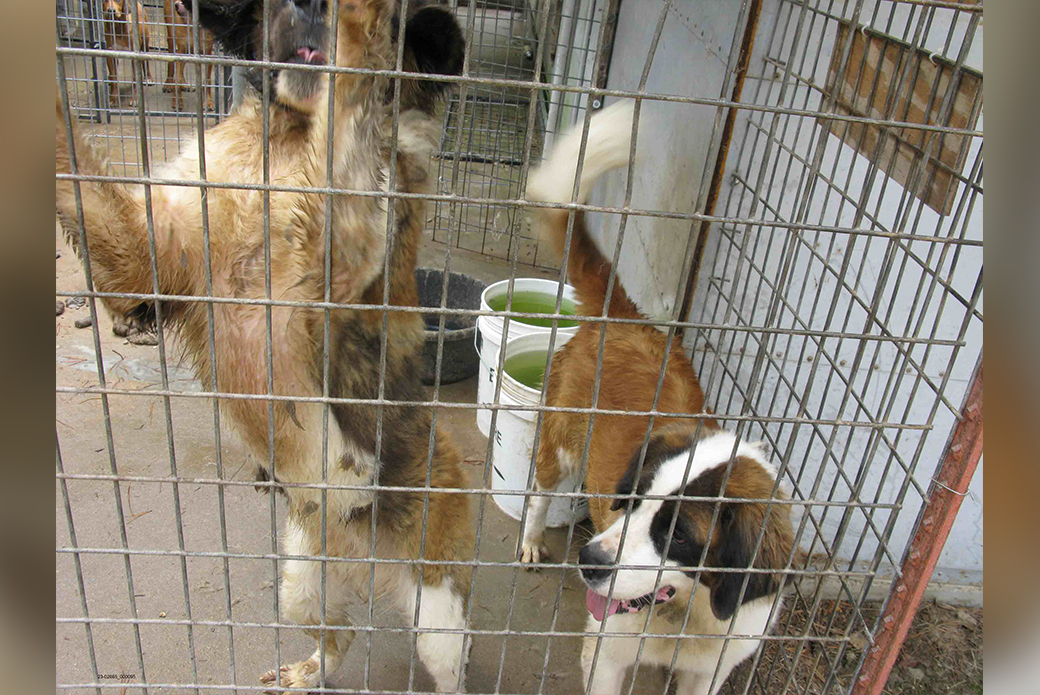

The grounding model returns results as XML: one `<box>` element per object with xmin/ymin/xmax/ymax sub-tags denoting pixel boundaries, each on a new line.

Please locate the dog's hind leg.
<box><xmin>203</xmin><ymin>60</ymin><xmax>215</xmax><ymax>112</ymax></box>
<box><xmin>105</xmin><ymin>55</ymin><xmax>120</xmax><ymax>107</ymax></box>
<box><xmin>397</xmin><ymin>575</ymin><xmax>470</xmax><ymax>693</ymax></box>
<box><xmin>263</xmin><ymin>520</ymin><xmax>357</xmax><ymax>691</ymax></box>
<box><xmin>395</xmin><ymin>463</ymin><xmax>473</xmax><ymax>693</ymax></box>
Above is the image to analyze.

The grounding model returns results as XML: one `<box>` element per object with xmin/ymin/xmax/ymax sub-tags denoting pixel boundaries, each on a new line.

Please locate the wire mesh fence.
<box><xmin>57</xmin><ymin>0</ymin><xmax>234</xmax><ymax>174</ymax></box>
<box><xmin>56</xmin><ymin>1</ymin><xmax>983</xmax><ymax>694</ymax></box>
<box><xmin>429</xmin><ymin>0</ymin><xmax>610</xmax><ymax>268</ymax></box>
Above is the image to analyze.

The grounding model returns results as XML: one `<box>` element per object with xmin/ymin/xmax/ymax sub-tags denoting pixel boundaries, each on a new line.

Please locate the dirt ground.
<box><xmin>56</xmin><ymin>224</ymin><xmax>981</xmax><ymax>694</ymax></box>
<box><xmin>724</xmin><ymin>598</ymin><xmax>983</xmax><ymax>695</ymax></box>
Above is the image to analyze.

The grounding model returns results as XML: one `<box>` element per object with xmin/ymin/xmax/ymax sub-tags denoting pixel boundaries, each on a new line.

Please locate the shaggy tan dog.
<box><xmin>57</xmin><ymin>1</ymin><xmax>473</xmax><ymax>690</ymax></box>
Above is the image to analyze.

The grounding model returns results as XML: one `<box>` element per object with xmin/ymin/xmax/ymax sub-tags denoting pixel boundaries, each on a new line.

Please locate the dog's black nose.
<box><xmin>578</xmin><ymin>544</ymin><xmax>613</xmax><ymax>584</ymax></box>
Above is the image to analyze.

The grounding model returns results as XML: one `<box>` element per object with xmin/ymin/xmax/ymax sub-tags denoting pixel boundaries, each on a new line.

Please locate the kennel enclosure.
<box><xmin>57</xmin><ymin>1</ymin><xmax>984</xmax><ymax>694</ymax></box>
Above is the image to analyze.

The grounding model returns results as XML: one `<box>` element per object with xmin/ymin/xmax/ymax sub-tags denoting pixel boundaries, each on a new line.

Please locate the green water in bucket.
<box><xmin>504</xmin><ymin>350</ymin><xmax>552</xmax><ymax>390</ymax></box>
<box><xmin>486</xmin><ymin>291</ymin><xmax>580</xmax><ymax>328</ymax></box>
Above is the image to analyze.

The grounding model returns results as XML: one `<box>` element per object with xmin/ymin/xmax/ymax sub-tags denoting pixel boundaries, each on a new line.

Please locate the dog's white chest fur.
<box><xmin>582</xmin><ymin>588</ymin><xmax>781</xmax><ymax>695</ymax></box>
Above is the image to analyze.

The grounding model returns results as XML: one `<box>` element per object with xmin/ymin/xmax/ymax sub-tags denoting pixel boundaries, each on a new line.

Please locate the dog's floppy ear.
<box><xmin>405</xmin><ymin>6</ymin><xmax>465</xmax><ymax>81</ymax></box>
<box><xmin>709</xmin><ymin>500</ymin><xmax>793</xmax><ymax>621</ymax></box>
<box><xmin>609</xmin><ymin>464</ymin><xmax>640</xmax><ymax>512</ymax></box>
<box><xmin>610</xmin><ymin>429</ymin><xmax>695</xmax><ymax>512</ymax></box>
<box><xmin>391</xmin><ymin>5</ymin><xmax>465</xmax><ymax>112</ymax></box>
<box><xmin>180</xmin><ymin>0</ymin><xmax>260</xmax><ymax>59</ymax></box>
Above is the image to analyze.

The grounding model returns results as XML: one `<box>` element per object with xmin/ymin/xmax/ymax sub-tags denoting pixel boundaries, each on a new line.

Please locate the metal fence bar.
<box><xmin>56</xmin><ymin>439</ymin><xmax>103</xmax><ymax>695</ymax></box>
<box><xmin>125</xmin><ymin>0</ymin><xmax>202</xmax><ymax>687</ymax></box>
<box><xmin>318</xmin><ymin>2</ymin><xmax>343</xmax><ymax>691</ymax></box>
<box><xmin>53</xmin><ymin>169</ymin><xmax>989</xmax><ymax>241</ymax></box>
<box><xmin>56</xmin><ymin>31</ymin><xmax>151</xmax><ymax>695</ymax></box>
<box><xmin>257</xmin><ymin>1</ymin><xmax>282</xmax><ymax>686</ymax></box>
<box><xmin>54</xmin><ymin>43</ymin><xmax>986</xmax><ymax>136</ymax></box>
<box><xmin>186</xmin><ymin>1</ymin><xmax>238</xmax><ymax>687</ymax></box>
<box><xmin>52</xmin><ymin>284</ymin><xmax>980</xmax><ymax>337</ymax></box>
<box><xmin>690</xmin><ymin>1</ymin><xmax>982</xmax><ymax>692</ymax></box>
<box><xmin>56</xmin><ymin>616</ymin><xmax>872</xmax><ymax>641</ymax></box>
<box><xmin>54</xmin><ymin>385</ymin><xmax>948</xmax><ymax>429</ymax></box>
<box><xmin>56</xmin><ymin>1</ymin><xmax>983</xmax><ymax>693</ymax></box>
<box><xmin>849</xmin><ymin>356</ymin><xmax>982</xmax><ymax>695</ymax></box>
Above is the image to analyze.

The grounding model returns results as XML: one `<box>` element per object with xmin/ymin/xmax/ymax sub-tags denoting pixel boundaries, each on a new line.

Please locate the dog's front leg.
<box><xmin>675</xmin><ymin>671</ymin><xmax>715</xmax><ymax>695</ymax></box>
<box><xmin>520</xmin><ymin>443</ymin><xmax>567</xmax><ymax>566</ymax></box>
<box><xmin>519</xmin><ymin>483</ymin><xmax>552</xmax><ymax>566</ymax></box>
<box><xmin>581</xmin><ymin>617</ymin><xmax>628</xmax><ymax>695</ymax></box>
<box><xmin>262</xmin><ymin>518</ymin><xmax>357</xmax><ymax>692</ymax></box>
<box><xmin>106</xmin><ymin>55</ymin><xmax>120</xmax><ymax>107</ymax></box>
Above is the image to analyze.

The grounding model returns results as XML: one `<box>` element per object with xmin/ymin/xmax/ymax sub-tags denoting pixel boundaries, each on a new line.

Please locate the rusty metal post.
<box><xmin>851</xmin><ymin>356</ymin><xmax>984</xmax><ymax>695</ymax></box>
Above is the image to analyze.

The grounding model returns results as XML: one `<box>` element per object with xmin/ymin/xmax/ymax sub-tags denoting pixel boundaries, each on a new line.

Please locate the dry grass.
<box><xmin>717</xmin><ymin>598</ymin><xmax>982</xmax><ymax>695</ymax></box>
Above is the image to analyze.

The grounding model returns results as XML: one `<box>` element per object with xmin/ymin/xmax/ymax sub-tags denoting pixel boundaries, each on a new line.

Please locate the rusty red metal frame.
<box><xmin>850</xmin><ymin>356</ymin><xmax>983</xmax><ymax>695</ymax></box>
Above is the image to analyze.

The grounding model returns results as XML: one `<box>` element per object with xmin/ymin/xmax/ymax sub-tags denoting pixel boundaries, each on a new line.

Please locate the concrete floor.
<box><xmin>55</xmin><ymin>224</ymin><xmax>679</xmax><ymax>695</ymax></box>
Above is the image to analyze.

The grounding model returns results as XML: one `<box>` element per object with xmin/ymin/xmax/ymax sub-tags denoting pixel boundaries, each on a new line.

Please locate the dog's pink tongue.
<box><xmin>296</xmin><ymin>48</ymin><xmax>326</xmax><ymax>64</ymax></box>
<box><xmin>586</xmin><ymin>589</ymin><xmax>621</xmax><ymax>622</ymax></box>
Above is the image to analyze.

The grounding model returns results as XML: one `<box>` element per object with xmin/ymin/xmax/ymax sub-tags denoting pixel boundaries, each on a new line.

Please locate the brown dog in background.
<box><xmin>163</xmin><ymin>0</ymin><xmax>216</xmax><ymax>111</ymax></box>
<box><xmin>101</xmin><ymin>0</ymin><xmax>151</xmax><ymax>107</ymax></box>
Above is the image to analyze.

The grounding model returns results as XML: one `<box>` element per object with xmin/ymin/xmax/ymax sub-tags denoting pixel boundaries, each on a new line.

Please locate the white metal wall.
<box><xmin>587</xmin><ymin>0</ymin><xmax>983</xmax><ymax>602</ymax></box>
<box><xmin>586</xmin><ymin>0</ymin><xmax>746</xmax><ymax>322</ymax></box>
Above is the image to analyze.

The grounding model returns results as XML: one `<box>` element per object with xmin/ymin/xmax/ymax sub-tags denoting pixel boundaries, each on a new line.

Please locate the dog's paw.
<box><xmin>162</xmin><ymin>84</ymin><xmax>174</xmax><ymax>93</ymax></box>
<box><xmin>260</xmin><ymin>659</ymin><xmax>320</xmax><ymax>693</ymax></box>
<box><xmin>520</xmin><ymin>540</ymin><xmax>550</xmax><ymax>568</ymax></box>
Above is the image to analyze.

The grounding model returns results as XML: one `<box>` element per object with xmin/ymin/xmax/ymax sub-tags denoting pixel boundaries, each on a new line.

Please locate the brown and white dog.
<box><xmin>163</xmin><ymin>0</ymin><xmax>217</xmax><ymax>112</ymax></box>
<box><xmin>523</xmin><ymin>103</ymin><xmax>795</xmax><ymax>695</ymax></box>
<box><xmin>101</xmin><ymin>0</ymin><xmax>151</xmax><ymax>107</ymax></box>
<box><xmin>58</xmin><ymin>1</ymin><xmax>472</xmax><ymax>691</ymax></box>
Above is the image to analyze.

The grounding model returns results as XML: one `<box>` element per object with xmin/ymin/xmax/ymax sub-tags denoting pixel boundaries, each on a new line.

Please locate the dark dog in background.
<box><xmin>57</xmin><ymin>1</ymin><xmax>473</xmax><ymax>690</ymax></box>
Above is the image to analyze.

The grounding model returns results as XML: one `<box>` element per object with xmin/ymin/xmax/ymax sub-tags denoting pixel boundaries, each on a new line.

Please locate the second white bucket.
<box><xmin>475</xmin><ymin>278</ymin><xmax>580</xmax><ymax>436</ymax></box>
<box><xmin>490</xmin><ymin>332</ymin><xmax>588</xmax><ymax>527</ymax></box>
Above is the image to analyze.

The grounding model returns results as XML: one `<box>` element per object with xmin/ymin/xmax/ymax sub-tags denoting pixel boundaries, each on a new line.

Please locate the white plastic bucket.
<box><xmin>475</xmin><ymin>278</ymin><xmax>580</xmax><ymax>436</ymax></box>
<box><xmin>489</xmin><ymin>332</ymin><xmax>589</xmax><ymax>527</ymax></box>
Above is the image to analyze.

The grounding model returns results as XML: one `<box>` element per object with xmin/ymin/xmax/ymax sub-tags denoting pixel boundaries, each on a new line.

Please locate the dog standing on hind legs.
<box><xmin>57</xmin><ymin>1</ymin><xmax>472</xmax><ymax>691</ymax></box>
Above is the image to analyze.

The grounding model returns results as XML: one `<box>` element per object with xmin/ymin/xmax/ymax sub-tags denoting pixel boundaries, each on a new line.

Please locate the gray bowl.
<box><xmin>415</xmin><ymin>268</ymin><xmax>487</xmax><ymax>385</ymax></box>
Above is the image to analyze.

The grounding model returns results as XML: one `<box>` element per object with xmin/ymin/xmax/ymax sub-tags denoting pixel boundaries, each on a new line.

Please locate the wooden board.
<box><xmin>822</xmin><ymin>23</ymin><xmax>981</xmax><ymax>216</ymax></box>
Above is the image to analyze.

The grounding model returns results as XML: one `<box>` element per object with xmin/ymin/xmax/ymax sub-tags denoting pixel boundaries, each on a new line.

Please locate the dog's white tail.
<box><xmin>526</xmin><ymin>100</ymin><xmax>635</xmax><ymax>206</ymax></box>
<box><xmin>524</xmin><ymin>101</ymin><xmax>642</xmax><ymax>319</ymax></box>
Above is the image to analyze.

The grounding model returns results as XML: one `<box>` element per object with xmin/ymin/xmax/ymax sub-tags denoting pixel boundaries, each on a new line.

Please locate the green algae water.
<box><xmin>504</xmin><ymin>350</ymin><xmax>551</xmax><ymax>390</ymax></box>
<box><xmin>486</xmin><ymin>291</ymin><xmax>579</xmax><ymax>328</ymax></box>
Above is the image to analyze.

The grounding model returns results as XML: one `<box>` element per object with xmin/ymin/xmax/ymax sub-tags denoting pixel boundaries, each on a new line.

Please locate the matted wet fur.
<box><xmin>56</xmin><ymin>1</ymin><xmax>472</xmax><ymax>691</ymax></box>
<box><xmin>522</xmin><ymin>103</ymin><xmax>794</xmax><ymax>695</ymax></box>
